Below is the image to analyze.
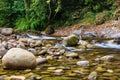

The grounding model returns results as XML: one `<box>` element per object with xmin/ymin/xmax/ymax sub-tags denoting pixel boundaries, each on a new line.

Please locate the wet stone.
<box><xmin>88</xmin><ymin>71</ymin><xmax>97</xmax><ymax>80</ymax></box>
<box><xmin>0</xmin><ymin>76</ymin><xmax>5</xmax><ymax>80</ymax></box>
<box><xmin>100</xmin><ymin>55</ymin><xmax>115</xmax><ymax>62</ymax></box>
<box><xmin>36</xmin><ymin>56</ymin><xmax>48</xmax><ymax>65</ymax></box>
<box><xmin>95</xmin><ymin>66</ymin><xmax>106</xmax><ymax>72</ymax></box>
<box><xmin>9</xmin><ymin>76</ymin><xmax>25</xmax><ymax>80</ymax></box>
<box><xmin>76</xmin><ymin>60</ymin><xmax>89</xmax><ymax>67</ymax></box>
<box><xmin>65</xmin><ymin>52</ymin><xmax>79</xmax><ymax>58</ymax></box>
<box><xmin>30</xmin><ymin>76</ymin><xmax>36</xmax><ymax>80</ymax></box>
<box><xmin>102</xmin><ymin>73</ymin><xmax>114</xmax><ymax>77</ymax></box>
<box><xmin>47</xmin><ymin>67</ymin><xmax>56</xmax><ymax>70</ymax></box>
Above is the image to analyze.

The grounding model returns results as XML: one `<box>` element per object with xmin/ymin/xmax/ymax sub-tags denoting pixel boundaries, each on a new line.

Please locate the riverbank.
<box><xmin>52</xmin><ymin>20</ymin><xmax>120</xmax><ymax>39</ymax></box>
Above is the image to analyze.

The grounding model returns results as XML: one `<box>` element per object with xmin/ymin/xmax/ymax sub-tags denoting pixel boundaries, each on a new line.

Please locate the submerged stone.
<box><xmin>88</xmin><ymin>71</ymin><xmax>97</xmax><ymax>80</ymax></box>
<box><xmin>76</xmin><ymin>60</ymin><xmax>89</xmax><ymax>67</ymax></box>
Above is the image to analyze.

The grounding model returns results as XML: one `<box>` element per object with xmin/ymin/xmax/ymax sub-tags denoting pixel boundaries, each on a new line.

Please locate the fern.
<box><xmin>15</xmin><ymin>18</ymin><xmax>29</xmax><ymax>31</ymax></box>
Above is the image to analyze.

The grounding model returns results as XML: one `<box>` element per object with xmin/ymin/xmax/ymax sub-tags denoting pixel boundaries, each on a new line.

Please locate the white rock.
<box><xmin>76</xmin><ymin>60</ymin><xmax>89</xmax><ymax>67</ymax></box>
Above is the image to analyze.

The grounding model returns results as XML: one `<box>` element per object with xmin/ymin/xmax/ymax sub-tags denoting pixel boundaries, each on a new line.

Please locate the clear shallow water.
<box><xmin>0</xmin><ymin>38</ymin><xmax>120</xmax><ymax>80</ymax></box>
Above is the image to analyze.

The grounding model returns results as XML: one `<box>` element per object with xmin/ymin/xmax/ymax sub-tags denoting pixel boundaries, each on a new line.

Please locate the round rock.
<box><xmin>1</xmin><ymin>28</ymin><xmax>13</xmax><ymax>35</ymax></box>
<box><xmin>2</xmin><ymin>48</ymin><xmax>36</xmax><ymax>69</ymax></box>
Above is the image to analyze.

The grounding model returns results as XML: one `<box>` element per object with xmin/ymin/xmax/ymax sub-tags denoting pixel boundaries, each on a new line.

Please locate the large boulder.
<box><xmin>1</xmin><ymin>28</ymin><xmax>13</xmax><ymax>35</ymax></box>
<box><xmin>63</xmin><ymin>34</ymin><xmax>79</xmax><ymax>46</ymax></box>
<box><xmin>2</xmin><ymin>48</ymin><xmax>36</xmax><ymax>69</ymax></box>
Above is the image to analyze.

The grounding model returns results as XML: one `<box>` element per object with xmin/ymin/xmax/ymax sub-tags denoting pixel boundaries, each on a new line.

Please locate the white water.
<box><xmin>94</xmin><ymin>42</ymin><xmax>120</xmax><ymax>49</ymax></box>
<box><xmin>25</xmin><ymin>33</ymin><xmax>56</xmax><ymax>40</ymax></box>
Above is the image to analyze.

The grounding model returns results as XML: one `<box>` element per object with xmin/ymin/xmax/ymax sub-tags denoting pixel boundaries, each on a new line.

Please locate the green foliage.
<box><xmin>0</xmin><ymin>0</ymin><xmax>116</xmax><ymax>30</ymax></box>
<box><xmin>81</xmin><ymin>11</ymin><xmax>96</xmax><ymax>24</ymax></box>
<box><xmin>95</xmin><ymin>10</ymin><xmax>114</xmax><ymax>25</ymax></box>
<box><xmin>15</xmin><ymin>18</ymin><xmax>28</xmax><ymax>31</ymax></box>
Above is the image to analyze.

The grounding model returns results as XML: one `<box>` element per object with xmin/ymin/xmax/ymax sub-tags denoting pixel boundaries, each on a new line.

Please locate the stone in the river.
<box><xmin>1</xmin><ymin>28</ymin><xmax>13</xmax><ymax>35</ymax></box>
<box><xmin>88</xmin><ymin>71</ymin><xmax>97</xmax><ymax>80</ymax></box>
<box><xmin>65</xmin><ymin>52</ymin><xmax>78</xmax><ymax>58</ymax></box>
<box><xmin>29</xmin><ymin>76</ymin><xmax>36</xmax><ymax>80</ymax></box>
<box><xmin>35</xmin><ymin>40</ymin><xmax>42</xmax><ymax>47</ymax></box>
<box><xmin>86</xmin><ymin>44</ymin><xmax>95</xmax><ymax>49</ymax></box>
<box><xmin>83</xmin><ymin>31</ymin><xmax>97</xmax><ymax>38</ymax></box>
<box><xmin>38</xmin><ymin>49</ymin><xmax>47</xmax><ymax>55</ymax></box>
<box><xmin>76</xmin><ymin>60</ymin><xmax>89</xmax><ymax>67</ymax></box>
<box><xmin>100</xmin><ymin>55</ymin><xmax>114</xmax><ymax>62</ymax></box>
<box><xmin>9</xmin><ymin>76</ymin><xmax>25</xmax><ymax>80</ymax></box>
<box><xmin>63</xmin><ymin>34</ymin><xmax>79</xmax><ymax>46</ymax></box>
<box><xmin>95</xmin><ymin>66</ymin><xmax>106</xmax><ymax>72</ymax></box>
<box><xmin>2</xmin><ymin>48</ymin><xmax>36</xmax><ymax>69</ymax></box>
<box><xmin>102</xmin><ymin>73</ymin><xmax>114</xmax><ymax>77</ymax></box>
<box><xmin>54</xmin><ymin>69</ymin><xmax>63</xmax><ymax>76</ymax></box>
<box><xmin>36</xmin><ymin>56</ymin><xmax>48</xmax><ymax>65</ymax></box>
<box><xmin>28</xmin><ymin>48</ymin><xmax>37</xmax><ymax>55</ymax></box>
<box><xmin>0</xmin><ymin>76</ymin><xmax>4</xmax><ymax>80</ymax></box>
<box><xmin>114</xmin><ymin>37</ymin><xmax>120</xmax><ymax>44</ymax></box>
<box><xmin>0</xmin><ymin>47</ymin><xmax>7</xmax><ymax>57</ymax></box>
<box><xmin>16</xmin><ymin>42</ymin><xmax>25</xmax><ymax>49</ymax></box>
<box><xmin>107</xmin><ymin>69</ymin><xmax>113</xmax><ymax>73</ymax></box>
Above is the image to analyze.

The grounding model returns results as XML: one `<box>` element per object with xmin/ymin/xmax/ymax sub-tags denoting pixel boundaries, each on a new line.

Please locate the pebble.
<box><xmin>76</xmin><ymin>60</ymin><xmax>89</xmax><ymax>67</ymax></box>
<box><xmin>88</xmin><ymin>71</ymin><xmax>97</xmax><ymax>80</ymax></box>
<box><xmin>65</xmin><ymin>52</ymin><xmax>78</xmax><ymax>58</ymax></box>
<box><xmin>47</xmin><ymin>67</ymin><xmax>56</xmax><ymax>70</ymax></box>
<box><xmin>102</xmin><ymin>73</ymin><xmax>114</xmax><ymax>77</ymax></box>
<box><xmin>36</xmin><ymin>56</ymin><xmax>48</xmax><ymax>65</ymax></box>
<box><xmin>9</xmin><ymin>76</ymin><xmax>25</xmax><ymax>80</ymax></box>
<box><xmin>107</xmin><ymin>69</ymin><xmax>113</xmax><ymax>73</ymax></box>
<box><xmin>53</xmin><ymin>69</ymin><xmax>63</xmax><ymax>76</ymax></box>
<box><xmin>100</xmin><ymin>55</ymin><xmax>114</xmax><ymax>62</ymax></box>
<box><xmin>30</xmin><ymin>76</ymin><xmax>36</xmax><ymax>80</ymax></box>
<box><xmin>38</xmin><ymin>49</ymin><xmax>47</xmax><ymax>55</ymax></box>
<box><xmin>95</xmin><ymin>66</ymin><xmax>106</xmax><ymax>72</ymax></box>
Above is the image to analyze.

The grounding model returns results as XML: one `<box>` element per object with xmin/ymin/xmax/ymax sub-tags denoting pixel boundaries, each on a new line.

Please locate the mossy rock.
<box><xmin>45</xmin><ymin>25</ymin><xmax>54</xmax><ymax>35</ymax></box>
<box><xmin>63</xmin><ymin>34</ymin><xmax>79</xmax><ymax>46</ymax></box>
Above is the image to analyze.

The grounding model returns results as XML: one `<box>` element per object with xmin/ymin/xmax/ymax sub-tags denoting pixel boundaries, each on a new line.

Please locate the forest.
<box><xmin>0</xmin><ymin>0</ymin><xmax>117</xmax><ymax>31</ymax></box>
